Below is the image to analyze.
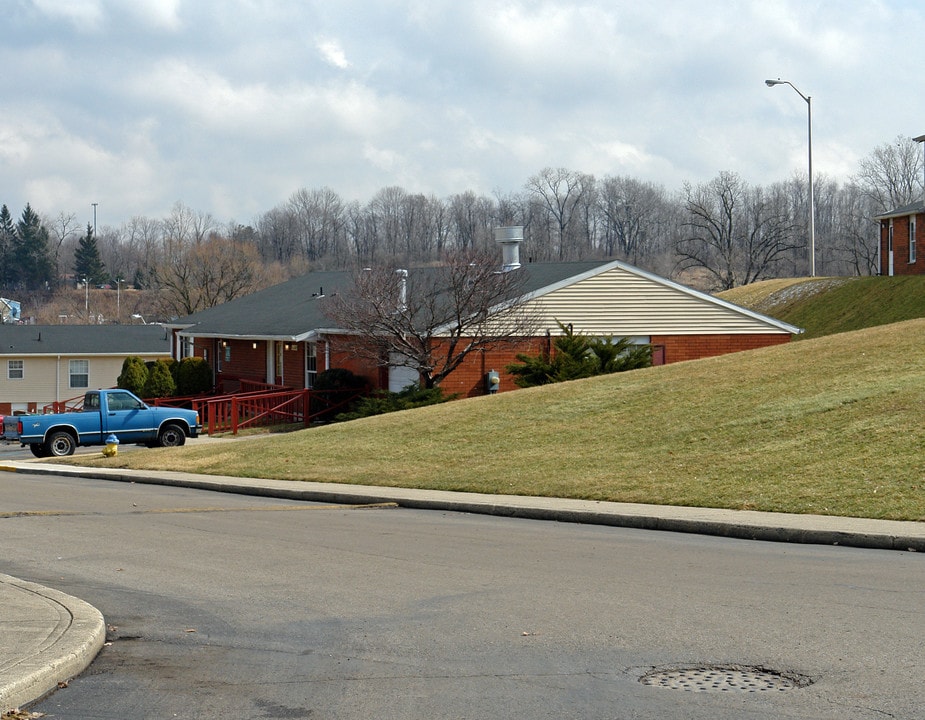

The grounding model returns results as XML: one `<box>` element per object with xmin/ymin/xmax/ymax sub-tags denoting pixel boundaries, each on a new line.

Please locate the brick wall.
<box><xmin>440</xmin><ymin>333</ymin><xmax>791</xmax><ymax>397</ymax></box>
<box><xmin>880</xmin><ymin>214</ymin><xmax>925</xmax><ymax>275</ymax></box>
<box><xmin>651</xmin><ymin>334</ymin><xmax>791</xmax><ymax>363</ymax></box>
<box><xmin>187</xmin><ymin>331</ymin><xmax>791</xmax><ymax>400</ymax></box>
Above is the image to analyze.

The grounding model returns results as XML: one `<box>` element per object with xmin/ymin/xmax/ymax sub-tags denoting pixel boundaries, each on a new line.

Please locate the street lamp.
<box><xmin>82</xmin><ymin>277</ymin><xmax>89</xmax><ymax>321</ymax></box>
<box><xmin>131</xmin><ymin>313</ymin><xmax>147</xmax><ymax>325</ymax></box>
<box><xmin>766</xmin><ymin>78</ymin><xmax>815</xmax><ymax>277</ymax></box>
<box><xmin>914</xmin><ymin>134</ymin><xmax>925</xmax><ymax>206</ymax></box>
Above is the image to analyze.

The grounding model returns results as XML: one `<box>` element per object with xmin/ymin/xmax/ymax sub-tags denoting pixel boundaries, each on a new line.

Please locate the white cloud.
<box><xmin>317</xmin><ymin>38</ymin><xmax>350</xmax><ymax>69</ymax></box>
<box><xmin>127</xmin><ymin>0</ymin><xmax>183</xmax><ymax>31</ymax></box>
<box><xmin>4</xmin><ymin>0</ymin><xmax>925</xmax><ymax>226</ymax></box>
<box><xmin>29</xmin><ymin>0</ymin><xmax>104</xmax><ymax>30</ymax></box>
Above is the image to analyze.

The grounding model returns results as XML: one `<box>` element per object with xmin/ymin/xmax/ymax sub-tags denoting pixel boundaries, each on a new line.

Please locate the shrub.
<box><xmin>117</xmin><ymin>356</ymin><xmax>148</xmax><ymax>396</ymax></box>
<box><xmin>311</xmin><ymin>368</ymin><xmax>368</xmax><ymax>421</ymax></box>
<box><xmin>506</xmin><ymin>320</ymin><xmax>652</xmax><ymax>387</ymax></box>
<box><xmin>143</xmin><ymin>359</ymin><xmax>177</xmax><ymax>398</ymax></box>
<box><xmin>175</xmin><ymin>357</ymin><xmax>213</xmax><ymax>396</ymax></box>
<box><xmin>335</xmin><ymin>384</ymin><xmax>453</xmax><ymax>421</ymax></box>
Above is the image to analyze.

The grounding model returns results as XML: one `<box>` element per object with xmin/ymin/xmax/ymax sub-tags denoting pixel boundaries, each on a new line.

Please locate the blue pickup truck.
<box><xmin>4</xmin><ymin>389</ymin><xmax>202</xmax><ymax>458</ymax></box>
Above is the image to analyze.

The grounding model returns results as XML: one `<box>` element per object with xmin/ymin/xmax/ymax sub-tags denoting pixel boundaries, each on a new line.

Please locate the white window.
<box><xmin>8</xmin><ymin>360</ymin><xmax>23</xmax><ymax>380</ymax></box>
<box><xmin>306</xmin><ymin>342</ymin><xmax>317</xmax><ymax>388</ymax></box>
<box><xmin>69</xmin><ymin>359</ymin><xmax>89</xmax><ymax>388</ymax></box>
<box><xmin>910</xmin><ymin>218</ymin><xmax>917</xmax><ymax>264</ymax></box>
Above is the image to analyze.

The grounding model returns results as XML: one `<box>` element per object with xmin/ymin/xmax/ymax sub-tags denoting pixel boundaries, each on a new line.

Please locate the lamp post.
<box><xmin>766</xmin><ymin>78</ymin><xmax>815</xmax><ymax>277</ymax></box>
<box><xmin>82</xmin><ymin>277</ymin><xmax>89</xmax><ymax>322</ymax></box>
<box><xmin>914</xmin><ymin>134</ymin><xmax>925</xmax><ymax>206</ymax></box>
<box><xmin>116</xmin><ymin>277</ymin><xmax>123</xmax><ymax>323</ymax></box>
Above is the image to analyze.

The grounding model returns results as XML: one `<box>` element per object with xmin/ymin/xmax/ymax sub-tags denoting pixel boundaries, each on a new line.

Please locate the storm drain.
<box><xmin>639</xmin><ymin>664</ymin><xmax>812</xmax><ymax>693</ymax></box>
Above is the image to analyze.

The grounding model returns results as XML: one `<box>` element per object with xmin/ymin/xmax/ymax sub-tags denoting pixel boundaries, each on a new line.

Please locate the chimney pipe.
<box><xmin>495</xmin><ymin>226</ymin><xmax>523</xmax><ymax>272</ymax></box>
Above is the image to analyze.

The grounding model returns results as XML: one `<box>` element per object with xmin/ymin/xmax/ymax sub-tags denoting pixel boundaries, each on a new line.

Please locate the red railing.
<box><xmin>203</xmin><ymin>387</ymin><xmax>368</xmax><ymax>435</ymax></box>
<box><xmin>39</xmin><ymin>379</ymin><xmax>368</xmax><ymax>436</ymax></box>
<box><xmin>42</xmin><ymin>395</ymin><xmax>85</xmax><ymax>414</ymax></box>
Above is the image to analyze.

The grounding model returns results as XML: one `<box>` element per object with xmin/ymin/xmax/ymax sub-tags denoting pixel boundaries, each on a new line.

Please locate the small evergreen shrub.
<box><xmin>507</xmin><ymin>320</ymin><xmax>652</xmax><ymax>387</ymax></box>
<box><xmin>143</xmin><ymin>359</ymin><xmax>177</xmax><ymax>398</ymax></box>
<box><xmin>175</xmin><ymin>357</ymin><xmax>213</xmax><ymax>396</ymax></box>
<box><xmin>311</xmin><ymin>368</ymin><xmax>368</xmax><ymax>421</ymax></box>
<box><xmin>335</xmin><ymin>384</ymin><xmax>452</xmax><ymax>421</ymax></box>
<box><xmin>117</xmin><ymin>356</ymin><xmax>149</xmax><ymax>396</ymax></box>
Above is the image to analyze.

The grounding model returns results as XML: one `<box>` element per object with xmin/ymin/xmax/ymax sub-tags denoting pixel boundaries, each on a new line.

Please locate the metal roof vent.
<box><xmin>495</xmin><ymin>226</ymin><xmax>523</xmax><ymax>272</ymax></box>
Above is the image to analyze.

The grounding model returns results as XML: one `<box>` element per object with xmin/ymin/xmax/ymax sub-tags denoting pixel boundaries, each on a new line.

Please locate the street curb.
<box><xmin>0</xmin><ymin>574</ymin><xmax>106</xmax><ymax>713</ymax></box>
<box><xmin>5</xmin><ymin>462</ymin><xmax>925</xmax><ymax>552</ymax></box>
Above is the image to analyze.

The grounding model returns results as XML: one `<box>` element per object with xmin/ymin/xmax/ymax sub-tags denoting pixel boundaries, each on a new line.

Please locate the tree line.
<box><xmin>2</xmin><ymin>134</ymin><xmax>921</xmax><ymax>319</ymax></box>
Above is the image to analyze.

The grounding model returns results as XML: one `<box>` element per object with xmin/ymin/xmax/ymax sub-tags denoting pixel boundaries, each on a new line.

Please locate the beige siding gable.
<box><xmin>0</xmin><ymin>355</ymin><xmax>164</xmax><ymax>409</ymax></box>
<box><xmin>523</xmin><ymin>265</ymin><xmax>796</xmax><ymax>336</ymax></box>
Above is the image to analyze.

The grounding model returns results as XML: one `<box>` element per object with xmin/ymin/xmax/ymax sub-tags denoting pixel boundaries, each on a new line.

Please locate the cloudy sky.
<box><xmin>4</xmin><ymin>0</ymin><xmax>925</xmax><ymax>230</ymax></box>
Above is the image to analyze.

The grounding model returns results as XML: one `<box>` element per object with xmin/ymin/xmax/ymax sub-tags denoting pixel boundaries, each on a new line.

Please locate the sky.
<box><xmin>4</xmin><ymin>0</ymin><xmax>925</xmax><ymax>231</ymax></box>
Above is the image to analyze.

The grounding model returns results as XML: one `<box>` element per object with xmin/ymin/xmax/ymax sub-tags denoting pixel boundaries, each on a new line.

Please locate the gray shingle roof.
<box><xmin>874</xmin><ymin>200</ymin><xmax>925</xmax><ymax>220</ymax></box>
<box><xmin>0</xmin><ymin>324</ymin><xmax>171</xmax><ymax>356</ymax></box>
<box><xmin>169</xmin><ymin>262</ymin><xmax>613</xmax><ymax>339</ymax></box>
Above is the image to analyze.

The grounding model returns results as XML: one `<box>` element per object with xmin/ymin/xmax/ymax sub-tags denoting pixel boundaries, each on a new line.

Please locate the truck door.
<box><xmin>103</xmin><ymin>391</ymin><xmax>156</xmax><ymax>443</ymax></box>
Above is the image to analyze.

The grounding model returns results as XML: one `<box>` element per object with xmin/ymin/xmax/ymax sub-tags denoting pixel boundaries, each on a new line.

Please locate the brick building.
<box><xmin>876</xmin><ymin>201</ymin><xmax>925</xmax><ymax>276</ymax></box>
<box><xmin>166</xmin><ymin>234</ymin><xmax>801</xmax><ymax>398</ymax></box>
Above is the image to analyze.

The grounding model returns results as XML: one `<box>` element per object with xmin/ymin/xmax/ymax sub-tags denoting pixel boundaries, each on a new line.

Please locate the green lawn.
<box><xmin>74</xmin><ymin>317</ymin><xmax>925</xmax><ymax>521</ymax></box>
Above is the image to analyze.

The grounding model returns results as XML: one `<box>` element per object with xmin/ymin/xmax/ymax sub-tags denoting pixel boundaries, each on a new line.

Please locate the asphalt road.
<box><xmin>2</xmin><ymin>471</ymin><xmax>923</xmax><ymax>720</ymax></box>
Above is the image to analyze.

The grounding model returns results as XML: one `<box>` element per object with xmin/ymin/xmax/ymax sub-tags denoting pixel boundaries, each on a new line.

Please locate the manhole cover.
<box><xmin>639</xmin><ymin>664</ymin><xmax>811</xmax><ymax>693</ymax></box>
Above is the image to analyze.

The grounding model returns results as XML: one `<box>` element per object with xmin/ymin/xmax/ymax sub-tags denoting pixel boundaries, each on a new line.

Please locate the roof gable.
<box><xmin>520</xmin><ymin>260</ymin><xmax>801</xmax><ymax>335</ymax></box>
<box><xmin>171</xmin><ymin>260</ymin><xmax>800</xmax><ymax>339</ymax></box>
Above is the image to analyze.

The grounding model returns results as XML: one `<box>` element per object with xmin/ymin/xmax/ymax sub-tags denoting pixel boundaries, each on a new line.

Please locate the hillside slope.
<box><xmin>718</xmin><ymin>275</ymin><xmax>925</xmax><ymax>339</ymax></box>
<box><xmin>88</xmin><ymin>318</ymin><xmax>925</xmax><ymax>521</ymax></box>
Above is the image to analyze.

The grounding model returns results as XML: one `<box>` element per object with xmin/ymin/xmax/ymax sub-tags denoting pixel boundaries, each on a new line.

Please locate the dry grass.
<box><xmin>73</xmin><ymin>319</ymin><xmax>925</xmax><ymax>521</ymax></box>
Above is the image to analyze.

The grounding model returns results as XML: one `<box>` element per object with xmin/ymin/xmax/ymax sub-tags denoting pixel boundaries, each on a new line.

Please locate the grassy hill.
<box><xmin>81</xmin><ymin>310</ymin><xmax>925</xmax><ymax>521</ymax></box>
<box><xmin>718</xmin><ymin>275</ymin><xmax>925</xmax><ymax>339</ymax></box>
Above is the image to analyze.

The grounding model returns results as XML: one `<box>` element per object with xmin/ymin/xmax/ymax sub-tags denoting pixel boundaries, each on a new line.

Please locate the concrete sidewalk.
<box><xmin>3</xmin><ymin>459</ymin><xmax>925</xmax><ymax>712</ymax></box>
<box><xmin>0</xmin><ymin>573</ymin><xmax>105</xmax><ymax>713</ymax></box>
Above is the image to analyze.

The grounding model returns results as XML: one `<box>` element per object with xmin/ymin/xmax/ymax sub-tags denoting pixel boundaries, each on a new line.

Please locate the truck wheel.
<box><xmin>157</xmin><ymin>423</ymin><xmax>186</xmax><ymax>448</ymax></box>
<box><xmin>30</xmin><ymin>443</ymin><xmax>49</xmax><ymax>458</ymax></box>
<box><xmin>45</xmin><ymin>431</ymin><xmax>76</xmax><ymax>457</ymax></box>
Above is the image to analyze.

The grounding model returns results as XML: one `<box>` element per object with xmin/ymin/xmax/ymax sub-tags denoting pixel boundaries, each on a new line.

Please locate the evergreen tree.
<box><xmin>12</xmin><ymin>204</ymin><xmax>54</xmax><ymax>291</ymax></box>
<box><xmin>0</xmin><ymin>205</ymin><xmax>14</xmax><ymax>288</ymax></box>
<box><xmin>73</xmin><ymin>223</ymin><xmax>107</xmax><ymax>285</ymax></box>
<box><xmin>174</xmin><ymin>357</ymin><xmax>213</xmax><ymax>395</ymax></box>
<box><xmin>117</xmin><ymin>356</ymin><xmax>149</xmax><ymax>396</ymax></box>
<box><xmin>506</xmin><ymin>321</ymin><xmax>651</xmax><ymax>387</ymax></box>
<box><xmin>143</xmin><ymin>359</ymin><xmax>176</xmax><ymax>398</ymax></box>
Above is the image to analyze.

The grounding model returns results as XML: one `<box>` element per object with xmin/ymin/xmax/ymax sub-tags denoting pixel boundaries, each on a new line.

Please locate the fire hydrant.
<box><xmin>102</xmin><ymin>434</ymin><xmax>119</xmax><ymax>457</ymax></box>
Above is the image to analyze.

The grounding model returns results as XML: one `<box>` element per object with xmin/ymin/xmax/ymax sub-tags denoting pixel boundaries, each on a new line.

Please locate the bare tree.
<box><xmin>525</xmin><ymin>167</ymin><xmax>595</xmax><ymax>260</ymax></box>
<box><xmin>288</xmin><ymin>187</ymin><xmax>347</xmax><ymax>264</ymax></box>
<box><xmin>47</xmin><ymin>211</ymin><xmax>80</xmax><ymax>286</ymax></box>
<box><xmin>831</xmin><ymin>182</ymin><xmax>880</xmax><ymax>276</ymax></box>
<box><xmin>154</xmin><ymin>231</ymin><xmax>267</xmax><ymax>318</ymax></box>
<box><xmin>121</xmin><ymin>215</ymin><xmax>164</xmax><ymax>287</ymax></box>
<box><xmin>448</xmin><ymin>191</ymin><xmax>495</xmax><ymax>251</ymax></box>
<box><xmin>854</xmin><ymin>135</ymin><xmax>924</xmax><ymax>213</ymax></box>
<box><xmin>163</xmin><ymin>201</ymin><xmax>216</xmax><ymax>246</ymax></box>
<box><xmin>598</xmin><ymin>176</ymin><xmax>671</xmax><ymax>264</ymax></box>
<box><xmin>323</xmin><ymin>251</ymin><xmax>538</xmax><ymax>389</ymax></box>
<box><xmin>677</xmin><ymin>171</ymin><xmax>799</xmax><ymax>290</ymax></box>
